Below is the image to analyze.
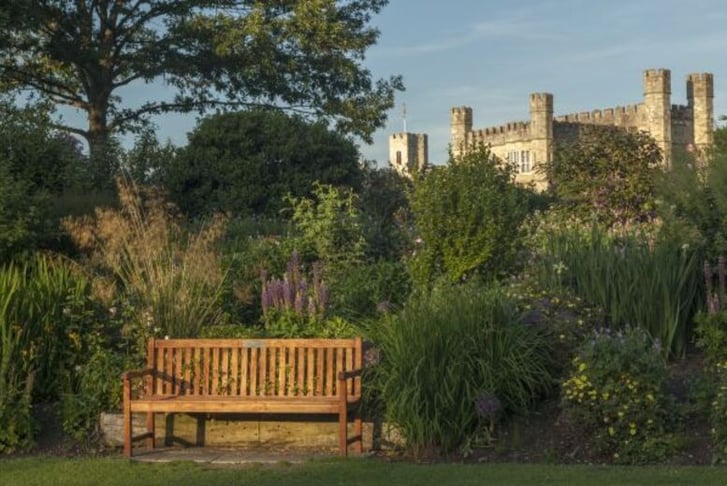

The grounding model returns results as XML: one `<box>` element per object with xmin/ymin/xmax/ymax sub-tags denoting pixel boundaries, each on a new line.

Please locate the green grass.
<box><xmin>0</xmin><ymin>456</ymin><xmax>724</xmax><ymax>486</ymax></box>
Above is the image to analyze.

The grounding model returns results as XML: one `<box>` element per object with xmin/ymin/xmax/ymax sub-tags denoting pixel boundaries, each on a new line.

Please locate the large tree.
<box><xmin>0</xmin><ymin>1</ymin><xmax>401</xmax><ymax>169</ymax></box>
<box><xmin>544</xmin><ymin>126</ymin><xmax>662</xmax><ymax>227</ymax></box>
<box><xmin>163</xmin><ymin>109</ymin><xmax>362</xmax><ymax>217</ymax></box>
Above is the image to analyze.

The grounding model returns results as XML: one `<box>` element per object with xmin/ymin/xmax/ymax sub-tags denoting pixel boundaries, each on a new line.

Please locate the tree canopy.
<box><xmin>544</xmin><ymin>126</ymin><xmax>662</xmax><ymax>226</ymax></box>
<box><xmin>407</xmin><ymin>145</ymin><xmax>530</xmax><ymax>288</ymax></box>
<box><xmin>0</xmin><ymin>1</ymin><xmax>402</xmax><ymax>160</ymax></box>
<box><xmin>162</xmin><ymin>109</ymin><xmax>362</xmax><ymax>217</ymax></box>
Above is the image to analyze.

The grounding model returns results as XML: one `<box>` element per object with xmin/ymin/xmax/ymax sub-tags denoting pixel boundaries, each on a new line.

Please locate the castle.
<box><xmin>389</xmin><ymin>69</ymin><xmax>714</xmax><ymax>188</ymax></box>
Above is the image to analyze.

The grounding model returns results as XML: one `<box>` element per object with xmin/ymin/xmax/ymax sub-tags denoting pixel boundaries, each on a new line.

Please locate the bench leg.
<box><xmin>145</xmin><ymin>412</ymin><xmax>155</xmax><ymax>450</ymax></box>
<box><xmin>123</xmin><ymin>379</ymin><xmax>132</xmax><ymax>457</ymax></box>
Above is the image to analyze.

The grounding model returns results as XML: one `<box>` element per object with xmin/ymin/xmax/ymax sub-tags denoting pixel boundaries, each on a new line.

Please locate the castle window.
<box><xmin>520</xmin><ymin>151</ymin><xmax>531</xmax><ymax>173</ymax></box>
<box><xmin>396</xmin><ymin>151</ymin><xmax>402</xmax><ymax>166</ymax></box>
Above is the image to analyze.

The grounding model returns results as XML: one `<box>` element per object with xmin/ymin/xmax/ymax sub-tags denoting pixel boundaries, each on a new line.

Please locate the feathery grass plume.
<box><xmin>63</xmin><ymin>176</ymin><xmax>228</xmax><ymax>351</ymax></box>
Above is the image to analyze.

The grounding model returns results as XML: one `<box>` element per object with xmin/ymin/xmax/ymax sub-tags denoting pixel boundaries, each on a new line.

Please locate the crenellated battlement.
<box><xmin>474</xmin><ymin>121</ymin><xmax>531</xmax><ymax>136</ymax></box>
<box><xmin>671</xmin><ymin>104</ymin><xmax>692</xmax><ymax>121</ymax></box>
<box><xmin>554</xmin><ymin>103</ymin><xmax>644</xmax><ymax>126</ymax></box>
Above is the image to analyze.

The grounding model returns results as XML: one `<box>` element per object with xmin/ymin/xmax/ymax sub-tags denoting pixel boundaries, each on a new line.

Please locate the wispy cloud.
<box><xmin>374</xmin><ymin>14</ymin><xmax>563</xmax><ymax>58</ymax></box>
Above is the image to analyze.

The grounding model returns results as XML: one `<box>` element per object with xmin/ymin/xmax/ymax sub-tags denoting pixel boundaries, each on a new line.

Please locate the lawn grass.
<box><xmin>0</xmin><ymin>456</ymin><xmax>725</xmax><ymax>486</ymax></box>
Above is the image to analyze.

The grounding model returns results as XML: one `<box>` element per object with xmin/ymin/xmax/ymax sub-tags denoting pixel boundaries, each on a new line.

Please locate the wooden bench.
<box><xmin>122</xmin><ymin>337</ymin><xmax>363</xmax><ymax>457</ymax></box>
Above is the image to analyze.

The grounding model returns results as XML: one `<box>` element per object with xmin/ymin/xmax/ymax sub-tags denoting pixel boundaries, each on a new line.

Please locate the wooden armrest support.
<box><xmin>122</xmin><ymin>368</ymin><xmax>155</xmax><ymax>381</ymax></box>
<box><xmin>338</xmin><ymin>368</ymin><xmax>363</xmax><ymax>381</ymax></box>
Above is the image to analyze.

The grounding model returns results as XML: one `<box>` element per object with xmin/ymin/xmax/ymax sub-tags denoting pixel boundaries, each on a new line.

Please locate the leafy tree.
<box><xmin>0</xmin><ymin>0</ymin><xmax>402</xmax><ymax>178</ymax></box>
<box><xmin>544</xmin><ymin>126</ymin><xmax>662</xmax><ymax>226</ymax></box>
<box><xmin>357</xmin><ymin>162</ymin><xmax>410</xmax><ymax>260</ymax></box>
<box><xmin>408</xmin><ymin>145</ymin><xmax>529</xmax><ymax>288</ymax></box>
<box><xmin>163</xmin><ymin>110</ymin><xmax>362</xmax><ymax>216</ymax></box>
<box><xmin>0</xmin><ymin>97</ymin><xmax>86</xmax><ymax>261</ymax></box>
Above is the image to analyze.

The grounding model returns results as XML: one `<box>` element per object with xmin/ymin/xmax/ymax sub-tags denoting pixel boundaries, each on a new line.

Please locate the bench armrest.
<box><xmin>122</xmin><ymin>368</ymin><xmax>155</xmax><ymax>381</ymax></box>
<box><xmin>338</xmin><ymin>368</ymin><xmax>363</xmax><ymax>381</ymax></box>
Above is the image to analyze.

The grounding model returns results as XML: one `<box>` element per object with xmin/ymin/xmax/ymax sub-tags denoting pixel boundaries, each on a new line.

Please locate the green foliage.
<box><xmin>561</xmin><ymin>327</ymin><xmax>676</xmax><ymax>464</ymax></box>
<box><xmin>0</xmin><ymin>98</ymin><xmax>87</xmax><ymax>260</ymax></box>
<box><xmin>165</xmin><ymin>110</ymin><xmax>362</xmax><ymax>217</ymax></box>
<box><xmin>0</xmin><ymin>1</ymin><xmax>402</xmax><ymax>154</ymax></box>
<box><xmin>368</xmin><ymin>283</ymin><xmax>552</xmax><ymax>456</ymax></box>
<box><xmin>286</xmin><ymin>182</ymin><xmax>367</xmax><ymax>268</ymax></box>
<box><xmin>408</xmin><ymin>145</ymin><xmax>529</xmax><ymax>288</ymax></box>
<box><xmin>545</xmin><ymin>126</ymin><xmax>662</xmax><ymax>227</ymax></box>
<box><xmin>694</xmin><ymin>262</ymin><xmax>727</xmax><ymax>463</ymax></box>
<box><xmin>529</xmin><ymin>216</ymin><xmax>701</xmax><ymax>358</ymax></box>
<box><xmin>328</xmin><ymin>260</ymin><xmax>411</xmax><ymax>320</ymax></box>
<box><xmin>0</xmin><ymin>254</ymin><xmax>96</xmax><ymax>453</ymax></box>
<box><xmin>61</xmin><ymin>342</ymin><xmax>129</xmax><ymax>441</ymax></box>
<box><xmin>358</xmin><ymin>164</ymin><xmax>411</xmax><ymax>261</ymax></box>
<box><xmin>656</xmin><ymin>150</ymin><xmax>727</xmax><ymax>259</ymax></box>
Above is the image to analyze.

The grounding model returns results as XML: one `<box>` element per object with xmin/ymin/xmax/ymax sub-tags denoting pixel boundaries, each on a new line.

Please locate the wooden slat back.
<box><xmin>147</xmin><ymin>338</ymin><xmax>362</xmax><ymax>399</ymax></box>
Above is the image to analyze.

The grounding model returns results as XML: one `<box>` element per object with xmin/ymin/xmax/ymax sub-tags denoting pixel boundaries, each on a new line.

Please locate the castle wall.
<box><xmin>426</xmin><ymin>68</ymin><xmax>715</xmax><ymax>187</ymax></box>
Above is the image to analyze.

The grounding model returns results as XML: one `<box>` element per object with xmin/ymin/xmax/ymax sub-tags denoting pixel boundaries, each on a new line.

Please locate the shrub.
<box><xmin>561</xmin><ymin>327</ymin><xmax>675</xmax><ymax>464</ymax></box>
<box><xmin>529</xmin><ymin>216</ymin><xmax>701</xmax><ymax>358</ymax></box>
<box><xmin>369</xmin><ymin>283</ymin><xmax>552</xmax><ymax>456</ymax></box>
<box><xmin>695</xmin><ymin>258</ymin><xmax>727</xmax><ymax>463</ymax></box>
<box><xmin>407</xmin><ymin>145</ymin><xmax>530</xmax><ymax>288</ymax></box>
<box><xmin>0</xmin><ymin>255</ymin><xmax>97</xmax><ymax>453</ymax></box>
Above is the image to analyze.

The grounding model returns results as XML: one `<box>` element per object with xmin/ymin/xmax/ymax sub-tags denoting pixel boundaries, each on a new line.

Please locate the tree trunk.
<box><xmin>87</xmin><ymin>103</ymin><xmax>116</xmax><ymax>190</ymax></box>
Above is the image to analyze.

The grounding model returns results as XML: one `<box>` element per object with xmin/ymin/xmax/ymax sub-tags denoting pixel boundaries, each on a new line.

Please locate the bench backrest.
<box><xmin>145</xmin><ymin>338</ymin><xmax>363</xmax><ymax>400</ymax></box>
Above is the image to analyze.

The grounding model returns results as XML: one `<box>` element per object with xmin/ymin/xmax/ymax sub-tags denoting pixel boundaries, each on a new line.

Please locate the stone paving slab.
<box><xmin>130</xmin><ymin>447</ymin><xmax>334</xmax><ymax>465</ymax></box>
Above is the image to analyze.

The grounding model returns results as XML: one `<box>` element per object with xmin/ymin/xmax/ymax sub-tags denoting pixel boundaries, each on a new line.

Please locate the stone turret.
<box><xmin>389</xmin><ymin>132</ymin><xmax>428</xmax><ymax>178</ymax></box>
<box><xmin>687</xmin><ymin>72</ymin><xmax>714</xmax><ymax>153</ymax></box>
<box><xmin>643</xmin><ymin>68</ymin><xmax>672</xmax><ymax>166</ymax></box>
<box><xmin>450</xmin><ymin>107</ymin><xmax>472</xmax><ymax>157</ymax></box>
<box><xmin>529</xmin><ymin>93</ymin><xmax>553</xmax><ymax>176</ymax></box>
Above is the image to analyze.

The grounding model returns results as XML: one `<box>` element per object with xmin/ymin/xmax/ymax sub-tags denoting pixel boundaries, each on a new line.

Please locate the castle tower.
<box><xmin>389</xmin><ymin>132</ymin><xmax>428</xmax><ymax>178</ymax></box>
<box><xmin>450</xmin><ymin>107</ymin><xmax>473</xmax><ymax>157</ymax></box>
<box><xmin>687</xmin><ymin>73</ymin><xmax>714</xmax><ymax>153</ymax></box>
<box><xmin>529</xmin><ymin>93</ymin><xmax>553</xmax><ymax>184</ymax></box>
<box><xmin>643</xmin><ymin>69</ymin><xmax>672</xmax><ymax>166</ymax></box>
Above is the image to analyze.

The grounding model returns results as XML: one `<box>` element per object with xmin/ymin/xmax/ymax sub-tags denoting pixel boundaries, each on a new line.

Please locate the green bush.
<box><xmin>0</xmin><ymin>255</ymin><xmax>97</xmax><ymax>453</ymax></box>
<box><xmin>329</xmin><ymin>260</ymin><xmax>411</xmax><ymax>320</ymax></box>
<box><xmin>561</xmin><ymin>327</ymin><xmax>675</xmax><ymax>464</ymax></box>
<box><xmin>369</xmin><ymin>283</ymin><xmax>552</xmax><ymax>456</ymax></box>
<box><xmin>407</xmin><ymin>145</ymin><xmax>530</xmax><ymax>288</ymax></box>
<box><xmin>61</xmin><ymin>343</ymin><xmax>129</xmax><ymax>441</ymax></box>
<box><xmin>694</xmin><ymin>261</ymin><xmax>727</xmax><ymax>463</ymax></box>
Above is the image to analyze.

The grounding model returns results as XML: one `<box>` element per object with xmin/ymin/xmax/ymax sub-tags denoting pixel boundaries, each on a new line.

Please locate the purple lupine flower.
<box><xmin>261</xmin><ymin>284</ymin><xmax>272</xmax><ymax>315</ymax></box>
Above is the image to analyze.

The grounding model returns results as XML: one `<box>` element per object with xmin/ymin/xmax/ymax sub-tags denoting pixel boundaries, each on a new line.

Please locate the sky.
<box><xmin>62</xmin><ymin>0</ymin><xmax>727</xmax><ymax>166</ymax></box>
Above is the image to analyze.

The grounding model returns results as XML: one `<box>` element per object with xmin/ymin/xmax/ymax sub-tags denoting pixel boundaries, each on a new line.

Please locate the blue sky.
<box><xmin>64</xmin><ymin>0</ymin><xmax>727</xmax><ymax>166</ymax></box>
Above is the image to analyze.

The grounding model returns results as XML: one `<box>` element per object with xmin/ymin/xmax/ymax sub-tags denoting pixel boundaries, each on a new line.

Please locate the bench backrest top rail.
<box><xmin>143</xmin><ymin>337</ymin><xmax>363</xmax><ymax>399</ymax></box>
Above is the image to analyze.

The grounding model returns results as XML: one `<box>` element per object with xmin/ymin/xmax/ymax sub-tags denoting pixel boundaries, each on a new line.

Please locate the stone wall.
<box><xmin>100</xmin><ymin>413</ymin><xmax>400</xmax><ymax>452</ymax></box>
